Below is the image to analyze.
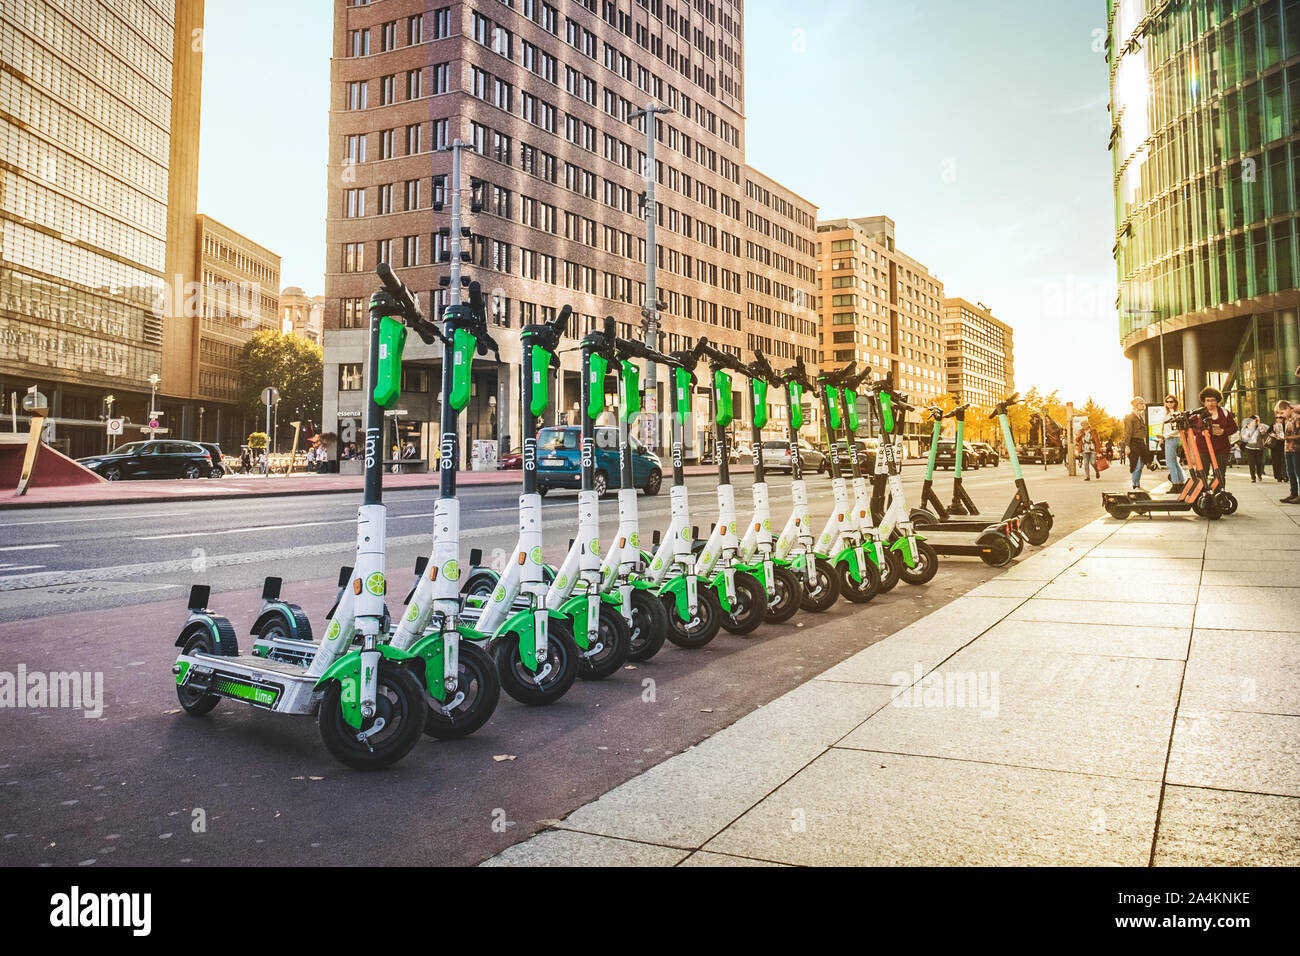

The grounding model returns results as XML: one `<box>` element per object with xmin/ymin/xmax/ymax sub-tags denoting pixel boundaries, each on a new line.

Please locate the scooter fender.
<box><xmin>657</xmin><ymin>574</ymin><xmax>701</xmax><ymax>622</ymax></box>
<box><xmin>406</xmin><ymin>624</ymin><xmax>487</xmax><ymax>702</ymax></box>
<box><xmin>889</xmin><ymin>533</ymin><xmax>926</xmax><ymax>567</ymax></box>
<box><xmin>174</xmin><ymin>613</ymin><xmax>240</xmax><ymax>656</ymax></box>
<box><xmin>833</xmin><ymin>545</ymin><xmax>866</xmax><ymax>583</ymax></box>
<box><xmin>708</xmin><ymin>572</ymin><xmax>735</xmax><ymax>614</ymax></box>
<box><xmin>250</xmin><ymin>603</ymin><xmax>311</xmax><ymax>642</ymax></box>
<box><xmin>499</xmin><ymin>606</ymin><xmax>571</xmax><ymax>671</ymax></box>
<box><xmin>557</xmin><ymin>592</ymin><xmax>618</xmax><ymax>643</ymax></box>
<box><xmin>315</xmin><ymin>645</ymin><xmax>420</xmax><ymax>730</ymax></box>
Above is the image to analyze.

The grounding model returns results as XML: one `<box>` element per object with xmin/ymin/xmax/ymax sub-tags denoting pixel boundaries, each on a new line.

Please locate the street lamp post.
<box><xmin>629</xmin><ymin>102</ymin><xmax>671</xmax><ymax>453</ymax></box>
<box><xmin>104</xmin><ymin>394</ymin><xmax>115</xmax><ymax>452</ymax></box>
<box><xmin>147</xmin><ymin>374</ymin><xmax>160</xmax><ymax>439</ymax></box>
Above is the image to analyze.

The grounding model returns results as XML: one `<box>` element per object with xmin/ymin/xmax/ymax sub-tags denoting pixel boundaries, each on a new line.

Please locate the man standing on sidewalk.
<box><xmin>1122</xmin><ymin>397</ymin><xmax>1149</xmax><ymax>489</ymax></box>
<box><xmin>1280</xmin><ymin>400</ymin><xmax>1300</xmax><ymax>504</ymax></box>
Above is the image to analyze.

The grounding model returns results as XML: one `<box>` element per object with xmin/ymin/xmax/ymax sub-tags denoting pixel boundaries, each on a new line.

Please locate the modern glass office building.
<box><xmin>1110</xmin><ymin>0</ymin><xmax>1300</xmax><ymax>418</ymax></box>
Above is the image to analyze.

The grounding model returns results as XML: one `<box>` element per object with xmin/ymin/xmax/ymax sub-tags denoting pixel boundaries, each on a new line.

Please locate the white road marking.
<box><xmin>0</xmin><ymin>544</ymin><xmax>60</xmax><ymax>553</ymax></box>
<box><xmin>0</xmin><ymin>511</ymin><xmax>187</xmax><ymax>528</ymax></box>
<box><xmin>135</xmin><ymin>511</ymin><xmax>442</xmax><ymax>540</ymax></box>
<box><xmin>0</xmin><ymin>565</ymin><xmax>45</xmax><ymax>574</ymax></box>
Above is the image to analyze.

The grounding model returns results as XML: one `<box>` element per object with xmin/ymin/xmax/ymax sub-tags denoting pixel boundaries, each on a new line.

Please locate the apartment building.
<box><xmin>942</xmin><ymin>297</ymin><xmax>1014</xmax><ymax>410</ymax></box>
<box><xmin>816</xmin><ymin>216</ymin><xmax>947</xmax><ymax>446</ymax></box>
<box><xmin>323</xmin><ymin>0</ymin><xmax>819</xmax><ymax>465</ymax></box>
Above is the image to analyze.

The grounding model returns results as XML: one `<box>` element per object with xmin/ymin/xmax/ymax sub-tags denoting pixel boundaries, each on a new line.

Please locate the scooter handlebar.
<box><xmin>376</xmin><ymin>262</ymin><xmax>443</xmax><ymax>346</ymax></box>
<box><xmin>616</xmin><ymin>336</ymin><xmax>680</xmax><ymax>368</ymax></box>
<box><xmin>989</xmin><ymin>392</ymin><xmax>1020</xmax><ymax>419</ymax></box>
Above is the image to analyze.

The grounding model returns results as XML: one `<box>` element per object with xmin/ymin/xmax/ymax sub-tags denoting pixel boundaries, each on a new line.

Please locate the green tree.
<box><xmin>238</xmin><ymin>330</ymin><xmax>323</xmax><ymax>442</ymax></box>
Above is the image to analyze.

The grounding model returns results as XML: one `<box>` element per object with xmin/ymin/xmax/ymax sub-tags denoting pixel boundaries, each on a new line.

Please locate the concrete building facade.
<box><xmin>323</xmin><ymin>0</ymin><xmax>819</xmax><ymax>466</ymax></box>
<box><xmin>941</xmin><ymin>297</ymin><xmax>1014</xmax><ymax>409</ymax></box>
<box><xmin>1110</xmin><ymin>0</ymin><xmax>1300</xmax><ymax>416</ymax></box>
<box><xmin>815</xmin><ymin>216</ymin><xmax>947</xmax><ymax>446</ymax></box>
<box><xmin>280</xmin><ymin>287</ymin><xmax>326</xmax><ymax>345</ymax></box>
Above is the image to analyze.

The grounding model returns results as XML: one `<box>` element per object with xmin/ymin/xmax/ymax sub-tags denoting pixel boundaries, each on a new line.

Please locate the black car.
<box><xmin>830</xmin><ymin>439</ymin><xmax>878</xmax><ymax>474</ymax></box>
<box><xmin>77</xmin><ymin>440</ymin><xmax>214</xmax><ymax>481</ymax></box>
<box><xmin>933</xmin><ymin>441</ymin><xmax>983</xmax><ymax>470</ymax></box>
<box><xmin>198</xmin><ymin>443</ymin><xmax>226</xmax><ymax>478</ymax></box>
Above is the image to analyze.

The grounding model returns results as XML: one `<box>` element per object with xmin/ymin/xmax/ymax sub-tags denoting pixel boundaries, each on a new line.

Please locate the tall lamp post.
<box><xmin>147</xmin><ymin>373</ymin><xmax>161</xmax><ymax>439</ymax></box>
<box><xmin>629</xmin><ymin>101</ymin><xmax>671</xmax><ymax>453</ymax></box>
<box><xmin>104</xmin><ymin>394</ymin><xmax>115</xmax><ymax>452</ymax></box>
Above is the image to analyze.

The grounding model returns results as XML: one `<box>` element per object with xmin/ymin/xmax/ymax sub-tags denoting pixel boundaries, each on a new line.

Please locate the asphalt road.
<box><xmin>0</xmin><ymin>462</ymin><xmax>1113</xmax><ymax>866</ymax></box>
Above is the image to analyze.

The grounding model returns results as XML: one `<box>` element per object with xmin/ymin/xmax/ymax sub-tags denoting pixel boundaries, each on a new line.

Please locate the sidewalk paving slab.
<box><xmin>1178</xmin><ymin>629</ymin><xmax>1300</xmax><ymax>715</ymax></box>
<box><xmin>1006</xmin><ymin>598</ymin><xmax>1196</xmax><ymax>629</ymax></box>
<box><xmin>1166</xmin><ymin>710</ymin><xmax>1300</xmax><ymax>797</ymax></box>
<box><xmin>1152</xmin><ymin>786</ymin><xmax>1300</xmax><ymax>866</ymax></box>
<box><xmin>968</xmin><ymin>619</ymin><xmax>1191</xmax><ymax>662</ymax></box>
<box><xmin>481</xmin><ymin>829</ymin><xmax>690</xmax><ymax>867</ymax></box>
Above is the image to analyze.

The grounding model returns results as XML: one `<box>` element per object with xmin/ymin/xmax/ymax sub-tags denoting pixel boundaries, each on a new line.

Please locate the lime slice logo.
<box><xmin>530</xmin><ymin>546</ymin><xmax>543</xmax><ymax>564</ymax></box>
<box><xmin>729</xmin><ymin>522</ymin><xmax>738</xmax><ymax>535</ymax></box>
<box><xmin>327</xmin><ymin>619</ymin><xmax>341</xmax><ymax>639</ymax></box>
<box><xmin>681</xmin><ymin>527</ymin><xmax>690</xmax><ymax>540</ymax></box>
<box><xmin>701</xmin><ymin>551</ymin><xmax>712</xmax><ymax>564</ymax></box>
<box><xmin>629</xmin><ymin>532</ymin><xmax>640</xmax><ymax>547</ymax></box>
<box><xmin>365</xmin><ymin>572</ymin><xmax>385</xmax><ymax>595</ymax></box>
<box><xmin>590</xmin><ymin>537</ymin><xmax>600</xmax><ymax>554</ymax></box>
<box><xmin>443</xmin><ymin>560</ymin><xmax>460</xmax><ymax>581</ymax></box>
<box><xmin>763</xmin><ymin>519</ymin><xmax>772</xmax><ymax>531</ymax></box>
<box><xmin>557</xmin><ymin>574</ymin><xmax>568</xmax><ymax>590</ymax></box>
<box><xmin>405</xmin><ymin>603</ymin><xmax>420</xmax><ymax>622</ymax></box>
<box><xmin>652</xmin><ymin>558</ymin><xmax>663</xmax><ymax>570</ymax></box>
<box><xmin>493</xmin><ymin>586</ymin><xmax>506</xmax><ymax>603</ymax></box>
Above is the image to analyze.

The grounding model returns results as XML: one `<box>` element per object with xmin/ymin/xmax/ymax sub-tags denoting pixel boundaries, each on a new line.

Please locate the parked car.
<box><xmin>830</xmin><ymin>438</ymin><xmax>878</xmax><ymax>474</ymax></box>
<box><xmin>760</xmin><ymin>439</ymin><xmax>826</xmax><ymax>474</ymax></box>
<box><xmin>534</xmin><ymin>426</ymin><xmax>662</xmax><ymax>496</ymax></box>
<box><xmin>1018</xmin><ymin>444</ymin><xmax>1065</xmax><ymax>465</ymax></box>
<box><xmin>967</xmin><ymin>441</ymin><xmax>1000</xmax><ymax>467</ymax></box>
<box><xmin>197</xmin><ymin>442</ymin><xmax>226</xmax><ymax>478</ymax></box>
<box><xmin>498</xmin><ymin>446</ymin><xmax>523</xmax><ymax>469</ymax></box>
<box><xmin>77</xmin><ymin>440</ymin><xmax>214</xmax><ymax>481</ymax></box>
<box><xmin>933</xmin><ymin>441</ymin><xmax>984</xmax><ymax>470</ymax></box>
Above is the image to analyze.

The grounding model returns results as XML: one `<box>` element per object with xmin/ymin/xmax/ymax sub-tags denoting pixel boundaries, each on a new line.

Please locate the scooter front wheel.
<box><xmin>799</xmin><ymin>557</ymin><xmax>839</xmax><ymax>613</ymax></box>
<box><xmin>176</xmin><ymin>631</ymin><xmax>220</xmax><ymax>716</ymax></box>
<box><xmin>577</xmin><ymin>603</ymin><xmax>631</xmax><ymax>680</ymax></box>
<box><xmin>1216</xmin><ymin>491</ymin><xmax>1238</xmax><ymax>515</ymax></box>
<box><xmin>663</xmin><ymin>584</ymin><xmax>722</xmax><ymax>649</ymax></box>
<box><xmin>898</xmin><ymin>542</ymin><xmax>940</xmax><ymax>586</ymax></box>
<box><xmin>494</xmin><ymin>619</ymin><xmax>580</xmax><ymax>705</ymax></box>
<box><xmin>719</xmin><ymin>571</ymin><xmax>766</xmax><ymax>636</ymax></box>
<box><xmin>976</xmin><ymin>531</ymin><xmax>1014</xmax><ymax>567</ymax></box>
<box><xmin>1020</xmin><ymin>509</ymin><xmax>1051</xmax><ymax>546</ymax></box>
<box><xmin>318</xmin><ymin>660</ymin><xmax>426</xmax><ymax>770</ymax></box>
<box><xmin>762</xmin><ymin>564</ymin><xmax>803</xmax><ymax>624</ymax></box>
<box><xmin>423</xmin><ymin>640</ymin><xmax>500</xmax><ymax>740</ymax></box>
<box><xmin>878</xmin><ymin>548</ymin><xmax>902</xmax><ymax>593</ymax></box>
<box><xmin>838</xmin><ymin>556</ymin><xmax>882</xmax><ymax>604</ymax></box>
<box><xmin>627</xmin><ymin>588</ymin><xmax>668</xmax><ymax>662</ymax></box>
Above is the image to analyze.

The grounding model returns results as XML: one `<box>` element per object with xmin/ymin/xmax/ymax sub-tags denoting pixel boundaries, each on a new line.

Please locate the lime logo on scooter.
<box><xmin>681</xmin><ymin>527</ymin><xmax>691</xmax><ymax>540</ymax></box>
<box><xmin>493</xmin><ymin>585</ymin><xmax>507</xmax><ymax>603</ymax></box>
<box><xmin>530</xmin><ymin>546</ymin><xmax>543</xmax><ymax>564</ymax></box>
<box><xmin>629</xmin><ymin>532</ymin><xmax>639</xmax><ymax>548</ymax></box>
<box><xmin>405</xmin><ymin>603</ymin><xmax>420</xmax><ymax>622</ymax></box>
<box><xmin>442</xmin><ymin>560</ymin><xmax>460</xmax><ymax>581</ymax></box>
<box><xmin>365</xmin><ymin>572</ymin><xmax>385</xmax><ymax>595</ymax></box>
<box><xmin>581</xmin><ymin>436</ymin><xmax>594</xmax><ymax>470</ymax></box>
<box><xmin>326</xmin><ymin>619</ymin><xmax>341</xmax><ymax>640</ymax></box>
<box><xmin>590</xmin><ymin>537</ymin><xmax>600</xmax><ymax>555</ymax></box>
<box><xmin>523</xmin><ymin>436</ymin><xmax>537</xmax><ymax>472</ymax></box>
<box><xmin>439</xmin><ymin>432</ymin><xmax>455</xmax><ymax>470</ymax></box>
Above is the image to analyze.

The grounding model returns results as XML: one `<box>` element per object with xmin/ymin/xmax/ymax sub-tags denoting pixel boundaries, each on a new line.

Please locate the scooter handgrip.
<box><xmin>377</xmin><ymin>262</ymin><xmax>422</xmax><ymax>323</ymax></box>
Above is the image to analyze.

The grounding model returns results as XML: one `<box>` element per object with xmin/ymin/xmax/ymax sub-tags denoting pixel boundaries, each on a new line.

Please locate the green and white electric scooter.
<box><xmin>594</xmin><ymin>330</ymin><xmax>680</xmax><ymax>661</ymax></box>
<box><xmin>733</xmin><ymin>350</ymin><xmax>803</xmax><ymax>623</ymax></box>
<box><xmin>813</xmin><ymin>362</ymin><xmax>883</xmax><ymax>603</ymax></box>
<box><xmin>535</xmin><ymin>317</ymin><xmax>631</xmax><ymax>679</ymax></box>
<box><xmin>759</xmin><ymin>351</ymin><xmax>841</xmax><ymax>612</ymax></box>
<box><xmin>247</xmin><ymin>270</ymin><xmax>504</xmax><ymax>739</ymax></box>
<box><xmin>640</xmin><ymin>340</ymin><xmax>724</xmax><ymax>648</ymax></box>
<box><xmin>865</xmin><ymin>373</ymin><xmax>940</xmax><ymax>585</ymax></box>
<box><xmin>689</xmin><ymin>340</ymin><xmax>768</xmax><ymax>635</ymax></box>
<box><xmin>172</xmin><ymin>266</ymin><xmax>431</xmax><ymax>769</ymax></box>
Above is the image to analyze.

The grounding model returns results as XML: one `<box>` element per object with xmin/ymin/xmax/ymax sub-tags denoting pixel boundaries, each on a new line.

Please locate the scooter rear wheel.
<box><xmin>838</xmin><ymin>556</ymin><xmax>882</xmax><ymax>603</ymax></box>
<box><xmin>319</xmin><ymin>660</ymin><xmax>426</xmax><ymax>770</ymax></box>
<box><xmin>627</xmin><ymin>588</ymin><xmax>668</xmax><ymax>662</ymax></box>
<box><xmin>663</xmin><ymin>582</ymin><xmax>722</xmax><ymax>648</ymax></box>
<box><xmin>1197</xmin><ymin>493</ymin><xmax>1222</xmax><ymax>520</ymax></box>
<box><xmin>798</xmin><ymin>557</ymin><xmax>839</xmax><ymax>613</ymax></box>
<box><xmin>1020</xmin><ymin>509</ymin><xmax>1051</xmax><ymax>546</ymax></box>
<box><xmin>898</xmin><ymin>541</ymin><xmax>940</xmax><ymax>586</ymax></box>
<box><xmin>494</xmin><ymin>619</ymin><xmax>580</xmax><ymax>705</ymax></box>
<box><xmin>976</xmin><ymin>531</ymin><xmax>1014</xmax><ymax>567</ymax></box>
<box><xmin>763</xmin><ymin>564</ymin><xmax>803</xmax><ymax>624</ymax></box>
<box><xmin>423</xmin><ymin>640</ymin><xmax>500</xmax><ymax>740</ymax></box>
<box><xmin>577</xmin><ymin>603</ymin><xmax>631</xmax><ymax>680</ymax></box>
<box><xmin>177</xmin><ymin>631</ymin><xmax>220</xmax><ymax>716</ymax></box>
<box><xmin>1217</xmin><ymin>491</ymin><xmax>1238</xmax><ymax>515</ymax></box>
<box><xmin>720</xmin><ymin>571</ymin><xmax>766</xmax><ymax>636</ymax></box>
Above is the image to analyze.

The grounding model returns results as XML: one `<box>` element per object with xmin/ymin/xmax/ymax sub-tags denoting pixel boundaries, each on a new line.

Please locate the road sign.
<box><xmin>106</xmin><ymin>418</ymin><xmax>124</xmax><ymax>435</ymax></box>
<box><xmin>261</xmin><ymin>387</ymin><xmax>280</xmax><ymax>406</ymax></box>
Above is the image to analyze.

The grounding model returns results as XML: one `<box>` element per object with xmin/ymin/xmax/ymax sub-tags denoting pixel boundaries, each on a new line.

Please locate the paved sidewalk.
<box><xmin>484</xmin><ymin>482</ymin><xmax>1300</xmax><ymax>866</ymax></box>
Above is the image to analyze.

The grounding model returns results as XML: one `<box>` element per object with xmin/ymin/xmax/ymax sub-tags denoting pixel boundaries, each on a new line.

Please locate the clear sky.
<box><xmin>196</xmin><ymin>0</ymin><xmax>1132</xmax><ymax>411</ymax></box>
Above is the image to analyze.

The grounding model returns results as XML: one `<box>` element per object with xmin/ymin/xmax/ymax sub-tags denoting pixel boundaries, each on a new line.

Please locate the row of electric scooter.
<box><xmin>171</xmin><ymin>266</ymin><xmax>1053</xmax><ymax>769</ymax></box>
<box><xmin>1102</xmin><ymin>407</ymin><xmax>1240</xmax><ymax>519</ymax></box>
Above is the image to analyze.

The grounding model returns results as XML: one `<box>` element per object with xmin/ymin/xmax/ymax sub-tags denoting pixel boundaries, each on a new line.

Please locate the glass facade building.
<box><xmin>0</xmin><ymin>0</ymin><xmax>175</xmax><ymax>457</ymax></box>
<box><xmin>1110</xmin><ymin>0</ymin><xmax>1300</xmax><ymax>419</ymax></box>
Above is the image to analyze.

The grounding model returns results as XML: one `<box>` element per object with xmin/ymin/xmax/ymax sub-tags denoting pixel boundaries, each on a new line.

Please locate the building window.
<box><xmin>377</xmin><ymin>238</ymin><xmax>393</xmax><ymax>265</ymax></box>
<box><xmin>408</xmin><ymin>14</ymin><xmax>424</xmax><ymax>44</ymax></box>
<box><xmin>343</xmin><ymin>242</ymin><xmax>364</xmax><ymax>273</ymax></box>
<box><xmin>347</xmin><ymin>81</ymin><xmax>367</xmax><ymax>110</ymax></box>
<box><xmin>377</xmin><ymin>183</ymin><xmax>393</xmax><ymax>214</ymax></box>
<box><xmin>404</xmin><ymin>179</ymin><xmax>420</xmax><ymax>210</ymax></box>
<box><xmin>341</xmin><ymin>298</ymin><xmax>365</xmax><ymax>329</ymax></box>
<box><xmin>403</xmin><ymin>235</ymin><xmax>420</xmax><ymax>267</ymax></box>
<box><xmin>345</xmin><ymin>188</ymin><xmax>365</xmax><ymax>218</ymax></box>
<box><xmin>407</xmin><ymin>69</ymin><xmax>423</xmax><ymax>99</ymax></box>
<box><xmin>348</xmin><ymin>29</ymin><xmax>370</xmax><ymax>57</ymax></box>
<box><xmin>339</xmin><ymin>364</ymin><xmax>364</xmax><ymax>391</ymax></box>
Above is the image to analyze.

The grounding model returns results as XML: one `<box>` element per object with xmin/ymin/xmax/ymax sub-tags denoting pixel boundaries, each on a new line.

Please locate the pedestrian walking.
<box><xmin>1241</xmin><ymin>415</ymin><xmax>1267</xmax><ymax>483</ymax></box>
<box><xmin>1279</xmin><ymin>400</ymin><xmax>1300</xmax><ymax>504</ymax></box>
<box><xmin>1160</xmin><ymin>395</ymin><xmax>1186</xmax><ymax>492</ymax></box>
<box><xmin>1122</xmin><ymin>397</ymin><xmax>1149</xmax><ymax>489</ymax></box>
<box><xmin>1104</xmin><ymin>438</ymin><xmax>1114</xmax><ymax>462</ymax></box>
<box><xmin>1190</xmin><ymin>387</ymin><xmax>1238</xmax><ymax>488</ymax></box>
<box><xmin>1269</xmin><ymin>404</ymin><xmax>1289</xmax><ymax>481</ymax></box>
<box><xmin>1078</xmin><ymin>425</ymin><xmax>1100</xmax><ymax>480</ymax></box>
<box><xmin>239</xmin><ymin>446</ymin><xmax>252</xmax><ymax>475</ymax></box>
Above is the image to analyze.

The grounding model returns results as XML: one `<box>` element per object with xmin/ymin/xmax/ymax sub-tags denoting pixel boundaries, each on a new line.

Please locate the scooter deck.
<box><xmin>176</xmin><ymin>652</ymin><xmax>321</xmax><ymax>713</ymax></box>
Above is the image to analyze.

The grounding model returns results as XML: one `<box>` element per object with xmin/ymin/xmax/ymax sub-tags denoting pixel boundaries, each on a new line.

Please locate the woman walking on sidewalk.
<box><xmin>1160</xmin><ymin>395</ymin><xmax>1186</xmax><ymax>492</ymax></box>
<box><xmin>1078</xmin><ymin>425</ymin><xmax>1100</xmax><ymax>480</ymax></box>
<box><xmin>1191</xmin><ymin>387</ymin><xmax>1238</xmax><ymax>488</ymax></box>
<box><xmin>1280</xmin><ymin>400</ymin><xmax>1300</xmax><ymax>503</ymax></box>
<box><xmin>1122</xmin><ymin>397</ymin><xmax>1149</xmax><ymax>489</ymax></box>
<box><xmin>1241</xmin><ymin>415</ymin><xmax>1267</xmax><ymax>483</ymax></box>
<box><xmin>1270</xmin><ymin>404</ymin><xmax>1290</xmax><ymax>482</ymax></box>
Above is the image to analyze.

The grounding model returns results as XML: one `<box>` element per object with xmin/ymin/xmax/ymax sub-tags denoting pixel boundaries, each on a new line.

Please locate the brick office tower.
<box><xmin>324</xmin><ymin>0</ymin><xmax>818</xmax><ymax>469</ymax></box>
<box><xmin>815</xmin><ymin>215</ymin><xmax>947</xmax><ymax>450</ymax></box>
